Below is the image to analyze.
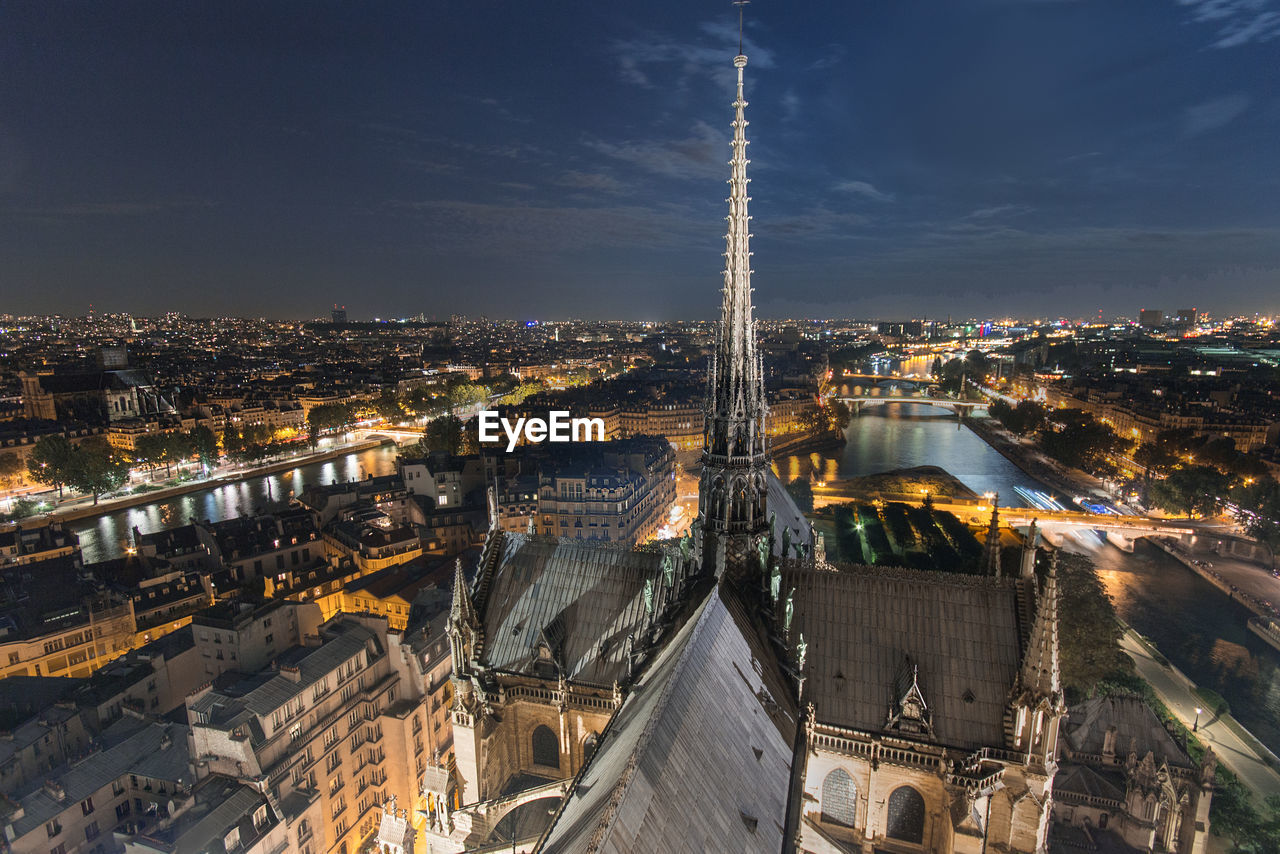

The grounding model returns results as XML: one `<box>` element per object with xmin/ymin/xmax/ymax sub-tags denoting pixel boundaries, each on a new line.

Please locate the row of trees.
<box><xmin>989</xmin><ymin>397</ymin><xmax>1280</xmax><ymax>548</ymax></box>
<box><xmin>132</xmin><ymin>425</ymin><xmax>219</xmax><ymax>477</ymax></box>
<box><xmin>26</xmin><ymin>435</ymin><xmax>130</xmax><ymax>505</ymax></box>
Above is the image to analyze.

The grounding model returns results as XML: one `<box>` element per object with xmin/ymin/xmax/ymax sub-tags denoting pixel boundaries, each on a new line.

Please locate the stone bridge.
<box><xmin>834</xmin><ymin>393</ymin><xmax>987</xmax><ymax>418</ymax></box>
<box><xmin>349</xmin><ymin>426</ymin><xmax>426</xmax><ymax>446</ymax></box>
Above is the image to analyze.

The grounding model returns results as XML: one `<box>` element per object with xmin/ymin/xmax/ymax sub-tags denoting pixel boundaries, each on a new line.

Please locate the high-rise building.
<box><xmin>332</xmin><ymin>304</ymin><xmax>348</xmax><ymax>324</ymax></box>
<box><xmin>1139</xmin><ymin>308</ymin><xmax>1163</xmax><ymax>327</ymax></box>
<box><xmin>1177</xmin><ymin>307</ymin><xmax>1198</xmax><ymax>326</ymax></box>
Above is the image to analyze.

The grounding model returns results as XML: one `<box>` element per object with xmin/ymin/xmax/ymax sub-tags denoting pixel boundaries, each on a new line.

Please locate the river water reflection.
<box><xmin>70</xmin><ymin>444</ymin><xmax>401</xmax><ymax>564</ymax></box>
<box><xmin>778</xmin><ymin>399</ymin><xmax>1280</xmax><ymax>754</ymax></box>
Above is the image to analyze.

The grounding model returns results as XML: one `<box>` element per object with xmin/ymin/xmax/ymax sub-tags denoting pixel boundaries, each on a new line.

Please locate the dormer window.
<box><xmin>224</xmin><ymin>827</ymin><xmax>241</xmax><ymax>851</ymax></box>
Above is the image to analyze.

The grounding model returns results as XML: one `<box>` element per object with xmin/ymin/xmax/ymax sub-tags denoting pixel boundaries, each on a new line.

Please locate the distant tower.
<box><xmin>331</xmin><ymin>304</ymin><xmax>347</xmax><ymax>324</ymax></box>
<box><xmin>698</xmin><ymin>47</ymin><xmax>770</xmax><ymax>582</ymax></box>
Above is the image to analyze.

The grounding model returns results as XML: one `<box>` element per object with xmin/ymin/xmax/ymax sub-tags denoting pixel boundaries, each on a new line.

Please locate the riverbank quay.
<box><xmin>962</xmin><ymin>414</ymin><xmax>1109</xmax><ymax>502</ymax></box>
<box><xmin>769</xmin><ymin>429</ymin><xmax>845</xmax><ymax>459</ymax></box>
<box><xmin>25</xmin><ymin>439</ymin><xmax>390</xmax><ymax>526</ymax></box>
<box><xmin>1120</xmin><ymin>627</ymin><xmax>1280</xmax><ymax>797</ymax></box>
<box><xmin>1150</xmin><ymin>537</ymin><xmax>1280</xmax><ymax>623</ymax></box>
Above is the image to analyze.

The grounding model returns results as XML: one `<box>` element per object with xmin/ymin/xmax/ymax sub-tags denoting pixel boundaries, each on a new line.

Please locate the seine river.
<box><xmin>777</xmin><ymin>399</ymin><xmax>1280</xmax><ymax>754</ymax></box>
<box><xmin>72</xmin><ymin>405</ymin><xmax>1280</xmax><ymax>753</ymax></box>
<box><xmin>71</xmin><ymin>444</ymin><xmax>402</xmax><ymax>564</ymax></box>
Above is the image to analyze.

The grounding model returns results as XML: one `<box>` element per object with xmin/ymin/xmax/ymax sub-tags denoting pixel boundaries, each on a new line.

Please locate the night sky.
<box><xmin>1</xmin><ymin>1</ymin><xmax>1278</xmax><ymax>320</ymax></box>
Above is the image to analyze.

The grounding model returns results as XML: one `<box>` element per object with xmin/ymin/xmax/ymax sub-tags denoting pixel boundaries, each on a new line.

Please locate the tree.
<box><xmin>1</xmin><ymin>498</ymin><xmax>40</xmax><ymax>522</ymax></box>
<box><xmin>785</xmin><ymin>478</ymin><xmax>814</xmax><ymax>514</ymax></box>
<box><xmin>1148</xmin><ymin>465</ymin><xmax>1230</xmax><ymax>518</ymax></box>
<box><xmin>66</xmin><ymin>438</ymin><xmax>129</xmax><ymax>505</ymax></box>
<box><xmin>133</xmin><ymin>433</ymin><xmax>169</xmax><ymax>477</ymax></box>
<box><xmin>446</xmin><ymin>381</ymin><xmax>488</xmax><ymax>415</ymax></box>
<box><xmin>1055</xmin><ymin>552</ymin><xmax>1133</xmax><ymax>703</ymax></box>
<box><xmin>826</xmin><ymin>399</ymin><xmax>852</xmax><ymax>432</ymax></box>
<box><xmin>307</xmin><ymin>403</ymin><xmax>356</xmax><ymax>443</ymax></box>
<box><xmin>27</xmin><ymin>434</ymin><xmax>74</xmax><ymax>497</ymax></box>
<box><xmin>0</xmin><ymin>451</ymin><xmax>23</xmax><ymax>488</ymax></box>
<box><xmin>423</xmin><ymin>415</ymin><xmax>464</xmax><ymax>455</ymax></box>
<box><xmin>166</xmin><ymin>431</ymin><xmax>196</xmax><ymax>476</ymax></box>
<box><xmin>371</xmin><ymin>390</ymin><xmax>404</xmax><ymax>422</ymax></box>
<box><xmin>1036</xmin><ymin>410</ymin><xmax>1129</xmax><ymax>475</ymax></box>
<box><xmin>222</xmin><ymin>426</ymin><xmax>245</xmax><ymax>457</ymax></box>
<box><xmin>190</xmin><ymin>425</ymin><xmax>218</xmax><ymax>471</ymax></box>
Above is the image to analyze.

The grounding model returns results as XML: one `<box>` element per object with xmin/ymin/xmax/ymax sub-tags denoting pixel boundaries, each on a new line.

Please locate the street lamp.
<box><xmin>1193</xmin><ymin>707</ymin><xmax>1202</xmax><ymax>732</ymax></box>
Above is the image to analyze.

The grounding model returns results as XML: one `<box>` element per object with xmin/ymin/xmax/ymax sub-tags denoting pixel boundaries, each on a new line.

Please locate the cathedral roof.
<box><xmin>1052</xmin><ymin>763</ymin><xmax>1126</xmax><ymax>804</ymax></box>
<box><xmin>765</xmin><ymin>470</ymin><xmax>813</xmax><ymax>556</ymax></box>
<box><xmin>1063</xmin><ymin>694</ymin><xmax>1193</xmax><ymax>770</ymax></box>
<box><xmin>784</xmin><ymin>563</ymin><xmax>1025</xmax><ymax>750</ymax></box>
<box><xmin>537</xmin><ymin>585</ymin><xmax>796</xmax><ymax>854</ymax></box>
<box><xmin>479</xmin><ymin>534</ymin><xmax>666</xmax><ymax>686</ymax></box>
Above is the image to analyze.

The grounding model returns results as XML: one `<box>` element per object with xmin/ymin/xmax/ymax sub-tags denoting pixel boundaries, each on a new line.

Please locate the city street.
<box><xmin>1121</xmin><ymin>630</ymin><xmax>1280</xmax><ymax>797</ymax></box>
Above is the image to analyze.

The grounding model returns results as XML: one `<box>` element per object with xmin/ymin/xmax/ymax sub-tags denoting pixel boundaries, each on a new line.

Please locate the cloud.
<box><xmin>1177</xmin><ymin>0</ymin><xmax>1280</xmax><ymax>48</ymax></box>
<box><xmin>1183</xmin><ymin>93</ymin><xmax>1252</xmax><ymax>134</ymax></box>
<box><xmin>780</xmin><ymin>90</ymin><xmax>801</xmax><ymax>122</ymax></box>
<box><xmin>611</xmin><ymin>19</ymin><xmax>776</xmax><ymax>89</ymax></box>
<box><xmin>390</xmin><ymin>199</ymin><xmax>709</xmax><ymax>254</ymax></box>
<box><xmin>763</xmin><ymin>206</ymin><xmax>870</xmax><ymax>239</ymax></box>
<box><xmin>1</xmin><ymin>199</ymin><xmax>212</xmax><ymax>219</ymax></box>
<box><xmin>556</xmin><ymin>171</ymin><xmax>625</xmax><ymax>193</ymax></box>
<box><xmin>833</xmin><ymin>180</ymin><xmax>894</xmax><ymax>202</ymax></box>
<box><xmin>807</xmin><ymin>44</ymin><xmax>847</xmax><ymax>71</ymax></box>
<box><xmin>586</xmin><ymin>121</ymin><xmax>726</xmax><ymax>180</ymax></box>
<box><xmin>964</xmin><ymin>204</ymin><xmax>1033</xmax><ymax>220</ymax></box>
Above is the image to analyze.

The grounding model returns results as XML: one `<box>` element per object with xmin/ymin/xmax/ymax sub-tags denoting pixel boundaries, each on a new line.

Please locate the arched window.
<box><xmin>820</xmin><ymin>768</ymin><xmax>857</xmax><ymax>827</ymax></box>
<box><xmin>532</xmin><ymin>725</ymin><xmax>559</xmax><ymax>769</ymax></box>
<box><xmin>886</xmin><ymin>786</ymin><xmax>925</xmax><ymax>844</ymax></box>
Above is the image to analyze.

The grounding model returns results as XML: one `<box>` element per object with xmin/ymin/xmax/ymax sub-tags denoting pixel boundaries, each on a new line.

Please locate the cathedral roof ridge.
<box><xmin>783</xmin><ymin>558</ymin><xmax>1020</xmax><ymax>590</ymax></box>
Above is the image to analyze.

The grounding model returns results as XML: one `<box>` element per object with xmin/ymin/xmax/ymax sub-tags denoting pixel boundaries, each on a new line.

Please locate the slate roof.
<box><xmin>136</xmin><ymin>775</ymin><xmax>278</xmax><ymax>854</ymax></box>
<box><xmin>1063</xmin><ymin>695</ymin><xmax>1193</xmax><ymax>770</ymax></box>
<box><xmin>188</xmin><ymin>624</ymin><xmax>374</xmax><ymax>736</ymax></box>
<box><xmin>479</xmin><ymin>535</ymin><xmax>665</xmax><ymax>686</ymax></box>
<box><xmin>1052</xmin><ymin>764</ymin><xmax>1125</xmax><ymax>803</ymax></box>
<box><xmin>9</xmin><ymin>718</ymin><xmax>190</xmax><ymax>839</ymax></box>
<box><xmin>537</xmin><ymin>586</ymin><xmax>796</xmax><ymax>854</ymax></box>
<box><xmin>784</xmin><ymin>562</ymin><xmax>1025</xmax><ymax>750</ymax></box>
<box><xmin>765</xmin><ymin>470</ymin><xmax>813</xmax><ymax>557</ymax></box>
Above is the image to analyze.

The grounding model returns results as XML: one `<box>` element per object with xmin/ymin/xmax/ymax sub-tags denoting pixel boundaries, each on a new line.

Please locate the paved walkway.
<box><xmin>1120</xmin><ymin>629</ymin><xmax>1280</xmax><ymax>797</ymax></box>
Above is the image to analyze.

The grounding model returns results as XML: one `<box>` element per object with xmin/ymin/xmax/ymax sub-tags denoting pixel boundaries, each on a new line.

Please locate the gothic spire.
<box><xmin>1020</xmin><ymin>552</ymin><xmax>1061</xmax><ymax>698</ymax></box>
<box><xmin>706</xmin><ymin>51</ymin><xmax>766</xmax><ymax>460</ymax></box>
<box><xmin>449</xmin><ymin>557</ymin><xmax>476</xmax><ymax>629</ymax></box>
<box><xmin>697</xmin><ymin>46</ymin><xmax>771</xmax><ymax>580</ymax></box>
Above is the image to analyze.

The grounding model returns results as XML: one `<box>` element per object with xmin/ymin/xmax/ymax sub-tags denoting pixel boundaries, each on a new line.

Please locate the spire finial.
<box><xmin>734</xmin><ymin>0</ymin><xmax>750</xmax><ymax>58</ymax></box>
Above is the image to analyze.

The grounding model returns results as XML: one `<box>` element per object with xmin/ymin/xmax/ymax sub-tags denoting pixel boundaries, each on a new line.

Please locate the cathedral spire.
<box><xmin>1020</xmin><ymin>552</ymin><xmax>1061</xmax><ymax>698</ymax></box>
<box><xmin>449</xmin><ymin>558</ymin><xmax>476</xmax><ymax>630</ymax></box>
<box><xmin>697</xmin><ymin>42</ymin><xmax>770</xmax><ymax>581</ymax></box>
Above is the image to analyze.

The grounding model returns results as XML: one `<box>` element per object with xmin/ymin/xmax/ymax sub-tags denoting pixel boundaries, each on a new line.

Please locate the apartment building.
<box><xmin>1</xmin><ymin>717</ymin><xmax>192</xmax><ymax>854</ymax></box>
<box><xmin>186</xmin><ymin>616</ymin><xmax>426</xmax><ymax>854</ymax></box>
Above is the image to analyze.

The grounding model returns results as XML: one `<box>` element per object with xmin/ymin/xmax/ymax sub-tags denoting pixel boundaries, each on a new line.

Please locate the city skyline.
<box><xmin>2</xmin><ymin>2</ymin><xmax>1279</xmax><ymax>319</ymax></box>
